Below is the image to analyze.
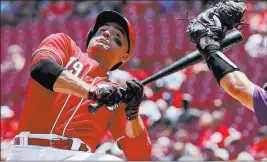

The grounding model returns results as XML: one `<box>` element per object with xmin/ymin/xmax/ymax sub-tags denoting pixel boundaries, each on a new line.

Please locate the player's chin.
<box><xmin>92</xmin><ymin>43</ymin><xmax>111</xmax><ymax>51</ymax></box>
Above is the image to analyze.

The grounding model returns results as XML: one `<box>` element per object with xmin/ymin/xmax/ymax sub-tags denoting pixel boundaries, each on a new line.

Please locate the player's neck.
<box><xmin>89</xmin><ymin>54</ymin><xmax>113</xmax><ymax>71</ymax></box>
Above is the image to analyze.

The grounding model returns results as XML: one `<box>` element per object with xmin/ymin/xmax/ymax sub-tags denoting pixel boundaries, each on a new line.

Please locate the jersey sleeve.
<box><xmin>108</xmin><ymin>106</ymin><xmax>152</xmax><ymax>160</ymax></box>
<box><xmin>253</xmin><ymin>86</ymin><xmax>267</xmax><ymax>125</ymax></box>
<box><xmin>31</xmin><ymin>33</ymin><xmax>76</xmax><ymax>67</ymax></box>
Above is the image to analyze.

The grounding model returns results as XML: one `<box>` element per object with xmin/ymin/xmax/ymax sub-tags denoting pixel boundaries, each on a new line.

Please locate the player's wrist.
<box><xmin>126</xmin><ymin>115</ymin><xmax>138</xmax><ymax>120</ymax></box>
<box><xmin>199</xmin><ymin>37</ymin><xmax>220</xmax><ymax>50</ymax></box>
<box><xmin>88</xmin><ymin>86</ymin><xmax>98</xmax><ymax>100</ymax></box>
<box><xmin>197</xmin><ymin>37</ymin><xmax>221</xmax><ymax>61</ymax></box>
<box><xmin>125</xmin><ymin>115</ymin><xmax>146</xmax><ymax>138</ymax></box>
<box><xmin>125</xmin><ymin>106</ymin><xmax>139</xmax><ymax>120</ymax></box>
<box><xmin>206</xmin><ymin>51</ymin><xmax>240</xmax><ymax>84</ymax></box>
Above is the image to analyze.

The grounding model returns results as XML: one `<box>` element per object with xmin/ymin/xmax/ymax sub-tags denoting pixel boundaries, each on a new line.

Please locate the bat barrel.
<box><xmin>141</xmin><ymin>31</ymin><xmax>243</xmax><ymax>86</ymax></box>
<box><xmin>141</xmin><ymin>50</ymin><xmax>201</xmax><ymax>85</ymax></box>
<box><xmin>220</xmin><ymin>30</ymin><xmax>243</xmax><ymax>51</ymax></box>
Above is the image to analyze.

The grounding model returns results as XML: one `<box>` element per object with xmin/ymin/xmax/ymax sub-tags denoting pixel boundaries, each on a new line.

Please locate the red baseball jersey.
<box><xmin>17</xmin><ymin>33</ymin><xmax>151</xmax><ymax>160</ymax></box>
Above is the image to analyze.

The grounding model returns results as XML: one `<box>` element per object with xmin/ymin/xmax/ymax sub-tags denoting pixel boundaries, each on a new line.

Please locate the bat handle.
<box><xmin>88</xmin><ymin>102</ymin><xmax>104</xmax><ymax>114</ymax></box>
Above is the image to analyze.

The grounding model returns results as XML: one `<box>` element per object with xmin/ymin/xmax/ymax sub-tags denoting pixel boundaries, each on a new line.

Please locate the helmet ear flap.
<box><xmin>86</xmin><ymin>32</ymin><xmax>89</xmax><ymax>49</ymax></box>
<box><xmin>86</xmin><ymin>28</ymin><xmax>94</xmax><ymax>49</ymax></box>
<box><xmin>110</xmin><ymin>62</ymin><xmax>123</xmax><ymax>71</ymax></box>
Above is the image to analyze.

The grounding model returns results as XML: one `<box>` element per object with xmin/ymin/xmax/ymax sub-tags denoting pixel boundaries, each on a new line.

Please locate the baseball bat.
<box><xmin>88</xmin><ymin>30</ymin><xmax>243</xmax><ymax>114</ymax></box>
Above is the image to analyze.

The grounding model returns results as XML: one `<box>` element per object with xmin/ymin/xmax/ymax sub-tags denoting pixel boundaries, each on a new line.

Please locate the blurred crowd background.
<box><xmin>1</xmin><ymin>0</ymin><xmax>267</xmax><ymax>161</ymax></box>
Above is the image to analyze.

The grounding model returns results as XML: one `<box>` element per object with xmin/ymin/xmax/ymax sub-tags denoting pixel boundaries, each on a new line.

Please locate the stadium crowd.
<box><xmin>3</xmin><ymin>0</ymin><xmax>262</xmax><ymax>27</ymax></box>
<box><xmin>1</xmin><ymin>0</ymin><xmax>267</xmax><ymax>161</ymax></box>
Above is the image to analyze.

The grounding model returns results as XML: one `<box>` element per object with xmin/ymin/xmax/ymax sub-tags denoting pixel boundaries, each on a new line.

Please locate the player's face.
<box><xmin>87</xmin><ymin>22</ymin><xmax>129</xmax><ymax>66</ymax></box>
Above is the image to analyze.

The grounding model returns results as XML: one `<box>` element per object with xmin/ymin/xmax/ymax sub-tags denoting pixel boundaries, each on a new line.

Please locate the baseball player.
<box><xmin>6</xmin><ymin>10</ymin><xmax>151</xmax><ymax>161</ymax></box>
<box><xmin>186</xmin><ymin>0</ymin><xmax>267</xmax><ymax>125</ymax></box>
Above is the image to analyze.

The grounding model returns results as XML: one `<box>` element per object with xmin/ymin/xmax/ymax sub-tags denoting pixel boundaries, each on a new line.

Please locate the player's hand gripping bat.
<box><xmin>88</xmin><ymin>30</ymin><xmax>243</xmax><ymax>114</ymax></box>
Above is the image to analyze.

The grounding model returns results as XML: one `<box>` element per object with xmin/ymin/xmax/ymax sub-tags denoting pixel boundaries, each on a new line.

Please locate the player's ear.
<box><xmin>120</xmin><ymin>53</ymin><xmax>129</xmax><ymax>63</ymax></box>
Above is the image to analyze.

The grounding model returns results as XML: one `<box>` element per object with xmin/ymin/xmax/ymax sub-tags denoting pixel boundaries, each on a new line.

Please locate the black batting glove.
<box><xmin>124</xmin><ymin>79</ymin><xmax>144</xmax><ymax>120</ymax></box>
<box><xmin>88</xmin><ymin>84</ymin><xmax>125</xmax><ymax>107</ymax></box>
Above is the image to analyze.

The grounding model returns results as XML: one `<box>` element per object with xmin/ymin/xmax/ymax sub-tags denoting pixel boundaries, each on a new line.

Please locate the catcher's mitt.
<box><xmin>213</xmin><ymin>0</ymin><xmax>246</xmax><ymax>30</ymax></box>
<box><xmin>186</xmin><ymin>0</ymin><xmax>246</xmax><ymax>43</ymax></box>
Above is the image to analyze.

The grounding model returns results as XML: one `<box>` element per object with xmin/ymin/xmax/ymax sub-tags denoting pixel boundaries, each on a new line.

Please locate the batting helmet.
<box><xmin>86</xmin><ymin>10</ymin><xmax>136</xmax><ymax>71</ymax></box>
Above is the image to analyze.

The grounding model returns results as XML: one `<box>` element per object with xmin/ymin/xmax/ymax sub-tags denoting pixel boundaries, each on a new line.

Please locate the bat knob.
<box><xmin>88</xmin><ymin>102</ymin><xmax>104</xmax><ymax>114</ymax></box>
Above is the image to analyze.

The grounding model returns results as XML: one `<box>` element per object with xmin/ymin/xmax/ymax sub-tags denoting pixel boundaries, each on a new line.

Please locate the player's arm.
<box><xmin>31</xmin><ymin>33</ymin><xmax>124</xmax><ymax>103</ymax></box>
<box><xmin>122</xmin><ymin>117</ymin><xmax>152</xmax><ymax>161</ymax></box>
<box><xmin>198</xmin><ymin>39</ymin><xmax>267</xmax><ymax>125</ymax></box>
<box><xmin>197</xmin><ymin>36</ymin><xmax>259</xmax><ymax>111</ymax></box>
<box><xmin>108</xmin><ymin>80</ymin><xmax>152</xmax><ymax>160</ymax></box>
<box><xmin>53</xmin><ymin>70</ymin><xmax>91</xmax><ymax>98</ymax></box>
<box><xmin>186</xmin><ymin>2</ymin><xmax>267</xmax><ymax>125</ymax></box>
<box><xmin>31</xmin><ymin>59</ymin><xmax>125</xmax><ymax>104</ymax></box>
<box><xmin>221</xmin><ymin>71</ymin><xmax>267</xmax><ymax>126</ymax></box>
<box><xmin>220</xmin><ymin>70</ymin><xmax>256</xmax><ymax>111</ymax></box>
<box><xmin>185</xmin><ymin>1</ymin><xmax>257</xmax><ymax>109</ymax></box>
<box><xmin>125</xmin><ymin>115</ymin><xmax>146</xmax><ymax>138</ymax></box>
<box><xmin>31</xmin><ymin>57</ymin><xmax>91</xmax><ymax>98</ymax></box>
<box><xmin>30</xmin><ymin>33</ymin><xmax>92</xmax><ymax>98</ymax></box>
<box><xmin>109</xmin><ymin>109</ymin><xmax>151</xmax><ymax>161</ymax></box>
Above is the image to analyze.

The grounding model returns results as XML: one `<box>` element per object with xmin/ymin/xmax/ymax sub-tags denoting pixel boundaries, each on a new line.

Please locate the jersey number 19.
<box><xmin>66</xmin><ymin>57</ymin><xmax>83</xmax><ymax>77</ymax></box>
